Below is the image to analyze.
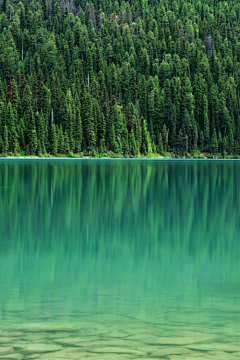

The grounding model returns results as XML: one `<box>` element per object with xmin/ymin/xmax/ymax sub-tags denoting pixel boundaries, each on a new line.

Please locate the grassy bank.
<box><xmin>0</xmin><ymin>151</ymin><xmax>239</xmax><ymax>159</ymax></box>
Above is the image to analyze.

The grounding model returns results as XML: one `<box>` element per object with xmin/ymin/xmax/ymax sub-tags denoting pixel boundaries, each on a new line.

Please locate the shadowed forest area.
<box><xmin>1</xmin><ymin>0</ymin><xmax>240</xmax><ymax>156</ymax></box>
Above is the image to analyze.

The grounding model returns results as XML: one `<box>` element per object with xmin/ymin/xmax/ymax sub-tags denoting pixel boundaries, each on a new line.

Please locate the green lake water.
<box><xmin>0</xmin><ymin>159</ymin><xmax>240</xmax><ymax>359</ymax></box>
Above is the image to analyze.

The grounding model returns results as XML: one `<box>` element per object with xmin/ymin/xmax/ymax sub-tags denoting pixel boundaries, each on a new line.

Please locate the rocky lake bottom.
<box><xmin>1</xmin><ymin>315</ymin><xmax>240</xmax><ymax>360</ymax></box>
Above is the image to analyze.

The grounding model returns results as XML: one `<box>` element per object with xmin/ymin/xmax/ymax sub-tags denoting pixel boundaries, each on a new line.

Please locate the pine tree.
<box><xmin>6</xmin><ymin>102</ymin><xmax>18</xmax><ymax>152</ymax></box>
<box><xmin>36</xmin><ymin>111</ymin><xmax>46</xmax><ymax>154</ymax></box>
<box><xmin>58</xmin><ymin>126</ymin><xmax>65</xmax><ymax>154</ymax></box>
<box><xmin>3</xmin><ymin>125</ymin><xmax>9</xmax><ymax>154</ymax></box>
<box><xmin>0</xmin><ymin>136</ymin><xmax>3</xmax><ymax>154</ymax></box>
<box><xmin>211</xmin><ymin>128</ymin><xmax>218</xmax><ymax>155</ymax></box>
<box><xmin>158</xmin><ymin>133</ymin><xmax>164</xmax><ymax>155</ymax></box>
<box><xmin>64</xmin><ymin>131</ymin><xmax>70</xmax><ymax>154</ymax></box>
<box><xmin>200</xmin><ymin>130</ymin><xmax>204</xmax><ymax>151</ymax></box>
<box><xmin>222</xmin><ymin>136</ymin><xmax>227</xmax><ymax>158</ymax></box>
<box><xmin>129</xmin><ymin>129</ymin><xmax>138</xmax><ymax>156</ymax></box>
<box><xmin>193</xmin><ymin>124</ymin><xmax>198</xmax><ymax>151</ymax></box>
<box><xmin>162</xmin><ymin>124</ymin><xmax>168</xmax><ymax>152</ymax></box>
<box><xmin>122</xmin><ymin>128</ymin><xmax>129</xmax><ymax>156</ymax></box>
<box><xmin>29</xmin><ymin>128</ymin><xmax>38</xmax><ymax>155</ymax></box>
<box><xmin>109</xmin><ymin>123</ymin><xmax>118</xmax><ymax>153</ymax></box>
<box><xmin>203</xmin><ymin>95</ymin><xmax>210</xmax><ymax>150</ymax></box>
<box><xmin>28</xmin><ymin>110</ymin><xmax>38</xmax><ymax>155</ymax></box>
<box><xmin>141</xmin><ymin>119</ymin><xmax>152</xmax><ymax>155</ymax></box>
<box><xmin>74</xmin><ymin>101</ymin><xmax>83</xmax><ymax>154</ymax></box>
<box><xmin>176</xmin><ymin>129</ymin><xmax>186</xmax><ymax>155</ymax></box>
<box><xmin>81</xmin><ymin>89</ymin><xmax>96</xmax><ymax>153</ymax></box>
<box><xmin>65</xmin><ymin>90</ymin><xmax>75</xmax><ymax>152</ymax></box>
<box><xmin>52</xmin><ymin>124</ymin><xmax>58</xmax><ymax>155</ymax></box>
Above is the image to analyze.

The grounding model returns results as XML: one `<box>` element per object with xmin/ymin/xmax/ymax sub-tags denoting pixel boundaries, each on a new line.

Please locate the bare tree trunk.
<box><xmin>51</xmin><ymin>108</ymin><xmax>54</xmax><ymax>130</ymax></box>
<box><xmin>21</xmin><ymin>33</ymin><xmax>24</xmax><ymax>61</ymax></box>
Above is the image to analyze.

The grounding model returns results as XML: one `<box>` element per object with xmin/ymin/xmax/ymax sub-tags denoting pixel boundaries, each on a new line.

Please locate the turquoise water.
<box><xmin>0</xmin><ymin>159</ymin><xmax>240</xmax><ymax>359</ymax></box>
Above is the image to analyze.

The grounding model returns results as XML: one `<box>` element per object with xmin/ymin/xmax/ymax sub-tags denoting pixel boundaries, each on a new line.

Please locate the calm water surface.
<box><xmin>0</xmin><ymin>159</ymin><xmax>240</xmax><ymax>359</ymax></box>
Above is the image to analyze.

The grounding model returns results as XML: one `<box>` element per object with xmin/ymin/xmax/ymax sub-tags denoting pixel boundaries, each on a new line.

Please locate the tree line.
<box><xmin>1</xmin><ymin>0</ymin><xmax>240</xmax><ymax>156</ymax></box>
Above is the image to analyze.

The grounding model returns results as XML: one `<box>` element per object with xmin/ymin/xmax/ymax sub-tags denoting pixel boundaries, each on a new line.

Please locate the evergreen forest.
<box><xmin>1</xmin><ymin>0</ymin><xmax>240</xmax><ymax>157</ymax></box>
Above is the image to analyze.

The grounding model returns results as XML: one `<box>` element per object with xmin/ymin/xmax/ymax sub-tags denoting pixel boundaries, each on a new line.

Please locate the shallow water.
<box><xmin>0</xmin><ymin>159</ymin><xmax>240</xmax><ymax>359</ymax></box>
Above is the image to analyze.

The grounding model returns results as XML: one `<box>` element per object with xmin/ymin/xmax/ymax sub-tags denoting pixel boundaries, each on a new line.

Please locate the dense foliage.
<box><xmin>1</xmin><ymin>0</ymin><xmax>240</xmax><ymax>156</ymax></box>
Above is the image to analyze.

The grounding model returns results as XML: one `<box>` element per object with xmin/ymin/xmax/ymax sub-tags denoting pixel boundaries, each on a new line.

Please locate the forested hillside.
<box><xmin>1</xmin><ymin>0</ymin><xmax>240</xmax><ymax>156</ymax></box>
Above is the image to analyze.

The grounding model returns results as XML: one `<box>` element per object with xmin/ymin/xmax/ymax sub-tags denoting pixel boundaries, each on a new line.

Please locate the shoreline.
<box><xmin>0</xmin><ymin>154</ymin><xmax>239</xmax><ymax>160</ymax></box>
<box><xmin>0</xmin><ymin>150</ymin><xmax>239</xmax><ymax>160</ymax></box>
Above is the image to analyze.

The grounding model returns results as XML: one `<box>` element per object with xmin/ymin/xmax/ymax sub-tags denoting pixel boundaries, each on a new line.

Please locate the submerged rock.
<box><xmin>0</xmin><ymin>339</ymin><xmax>14</xmax><ymax>345</ymax></box>
<box><xmin>39</xmin><ymin>350</ymin><xmax>89</xmax><ymax>359</ymax></box>
<box><xmin>100</xmin><ymin>331</ymin><xmax>128</xmax><ymax>338</ymax></box>
<box><xmin>0</xmin><ymin>348</ymin><xmax>12</xmax><ymax>355</ymax></box>
<box><xmin>77</xmin><ymin>355</ymin><xmax>133</xmax><ymax>360</ymax></box>
<box><xmin>46</xmin><ymin>333</ymin><xmax>71</xmax><ymax>340</ymax></box>
<box><xmin>54</xmin><ymin>338</ymin><xmax>92</xmax><ymax>347</ymax></box>
<box><xmin>87</xmin><ymin>346</ymin><xmax>144</xmax><ymax>355</ymax></box>
<box><xmin>0</xmin><ymin>355</ymin><xmax>24</xmax><ymax>360</ymax></box>
<box><xmin>15</xmin><ymin>344</ymin><xmax>62</xmax><ymax>355</ymax></box>
<box><xmin>14</xmin><ymin>323</ymin><xmax>77</xmax><ymax>333</ymax></box>
<box><xmin>140</xmin><ymin>346</ymin><xmax>193</xmax><ymax>356</ymax></box>
<box><xmin>186</xmin><ymin>343</ymin><xmax>240</xmax><ymax>352</ymax></box>
<box><xmin>143</xmin><ymin>335</ymin><xmax>217</xmax><ymax>346</ymax></box>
